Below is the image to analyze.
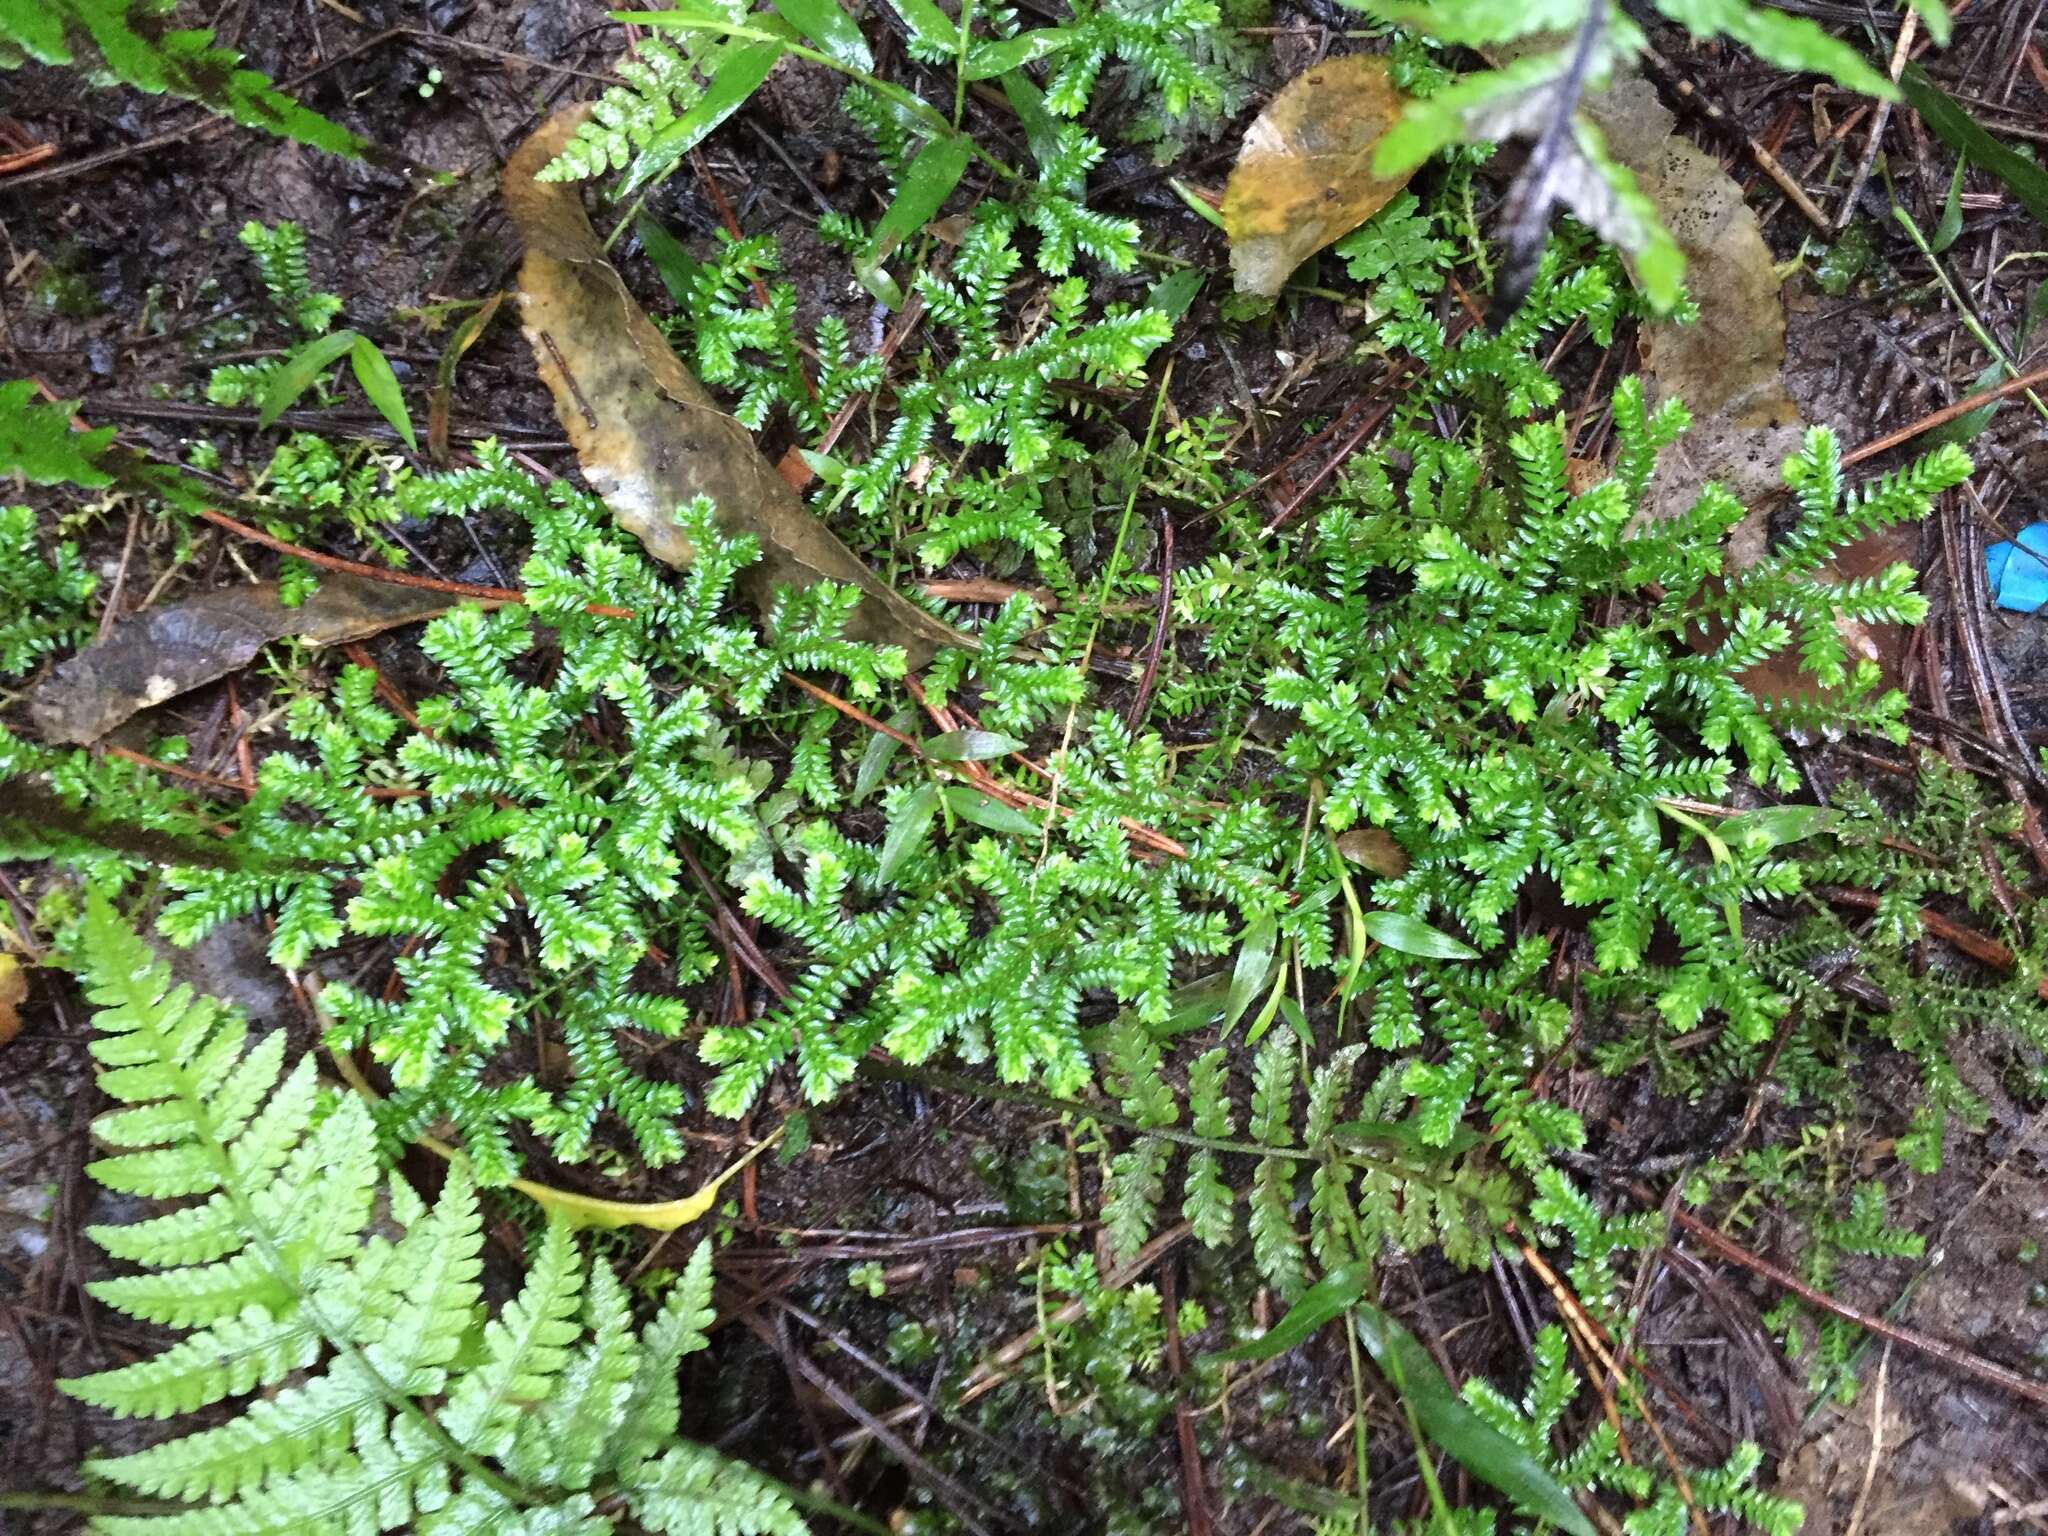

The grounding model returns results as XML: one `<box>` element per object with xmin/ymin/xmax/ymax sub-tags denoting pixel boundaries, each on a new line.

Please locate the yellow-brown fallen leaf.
<box><xmin>1587</xmin><ymin>78</ymin><xmax>1801</xmax><ymax>438</ymax></box>
<box><xmin>504</xmin><ymin>109</ymin><xmax>965</xmax><ymax>667</ymax></box>
<box><xmin>1224</xmin><ymin>55</ymin><xmax>1416</xmax><ymax>298</ymax></box>
<box><xmin>0</xmin><ymin>954</ymin><xmax>27</xmax><ymax>1049</ymax></box>
<box><xmin>326</xmin><ymin>1017</ymin><xmax>778</xmax><ymax>1232</ymax></box>
<box><xmin>1335</xmin><ymin>826</ymin><xmax>1410</xmax><ymax>879</ymax></box>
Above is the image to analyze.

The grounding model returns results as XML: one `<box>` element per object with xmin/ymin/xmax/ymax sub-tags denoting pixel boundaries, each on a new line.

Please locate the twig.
<box><xmin>1841</xmin><ymin>364</ymin><xmax>2048</xmax><ymax>466</ymax></box>
<box><xmin>1517</xmin><ymin>1240</ymin><xmax>1709</xmax><ymax>1536</ymax></box>
<box><xmin>1843</xmin><ymin>1347</ymin><xmax>1891</xmax><ymax>1536</ymax></box>
<box><xmin>192</xmin><ymin>505</ymin><xmax>635</xmax><ymax>615</ymax></box>
<box><xmin>1836</xmin><ymin>8</ymin><xmax>1916</xmax><ymax>231</ymax></box>
<box><xmin>1821</xmin><ymin>885</ymin><xmax>2048</xmax><ymax>1000</ymax></box>
<box><xmin>1124</xmin><ymin>511</ymin><xmax>1175</xmax><ymax>733</ymax></box>
<box><xmin>95</xmin><ymin>510</ymin><xmax>142</xmax><ymax>644</ymax></box>
<box><xmin>1647</xmin><ymin>1192</ymin><xmax>2048</xmax><ymax>1410</ymax></box>
<box><xmin>1259</xmin><ymin>400</ymin><xmax>1396</xmax><ymax>536</ymax></box>
<box><xmin>734</xmin><ymin>1309</ymin><xmax>1009</xmax><ymax>1536</ymax></box>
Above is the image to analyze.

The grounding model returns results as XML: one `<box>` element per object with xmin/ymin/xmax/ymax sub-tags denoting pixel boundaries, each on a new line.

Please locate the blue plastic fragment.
<box><xmin>1985</xmin><ymin>523</ymin><xmax>2048</xmax><ymax>613</ymax></box>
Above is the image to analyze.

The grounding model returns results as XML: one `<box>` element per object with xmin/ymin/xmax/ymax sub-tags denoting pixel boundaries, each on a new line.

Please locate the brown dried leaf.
<box><xmin>1224</xmin><ymin>56</ymin><xmax>1416</xmax><ymax>298</ymax></box>
<box><xmin>27</xmin><ymin>576</ymin><xmax>458</xmax><ymax>745</ymax></box>
<box><xmin>1335</xmin><ymin>826</ymin><xmax>1410</xmax><ymax>879</ymax></box>
<box><xmin>1583</xmin><ymin>77</ymin><xmax>1907</xmax><ymax>701</ymax></box>
<box><xmin>503</xmin><ymin>110</ymin><xmax>965</xmax><ymax>668</ymax></box>
<box><xmin>1583</xmin><ymin>77</ymin><xmax>1804</xmax><ymax>518</ymax></box>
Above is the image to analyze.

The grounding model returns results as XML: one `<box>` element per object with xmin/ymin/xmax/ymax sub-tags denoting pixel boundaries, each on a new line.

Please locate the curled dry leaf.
<box><xmin>27</xmin><ymin>576</ymin><xmax>458</xmax><ymax>746</ymax></box>
<box><xmin>504</xmin><ymin>109</ymin><xmax>966</xmax><ymax>667</ymax></box>
<box><xmin>1224</xmin><ymin>55</ymin><xmax>1416</xmax><ymax>298</ymax></box>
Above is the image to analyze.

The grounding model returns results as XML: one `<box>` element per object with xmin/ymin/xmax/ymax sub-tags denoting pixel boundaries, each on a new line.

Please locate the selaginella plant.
<box><xmin>56</xmin><ymin>886</ymin><xmax>806</xmax><ymax>1536</ymax></box>
<box><xmin>0</xmin><ymin>212</ymin><xmax>1974</xmax><ymax>1217</ymax></box>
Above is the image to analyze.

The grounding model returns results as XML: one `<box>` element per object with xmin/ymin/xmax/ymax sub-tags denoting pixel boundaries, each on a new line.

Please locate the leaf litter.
<box><xmin>1223</xmin><ymin>55</ymin><xmax>1417</xmax><ymax>298</ymax></box>
<box><xmin>1585</xmin><ymin>73</ymin><xmax>1916</xmax><ymax>704</ymax></box>
<box><xmin>504</xmin><ymin>107</ymin><xmax>967</xmax><ymax>668</ymax></box>
<box><xmin>27</xmin><ymin>576</ymin><xmax>460</xmax><ymax>746</ymax></box>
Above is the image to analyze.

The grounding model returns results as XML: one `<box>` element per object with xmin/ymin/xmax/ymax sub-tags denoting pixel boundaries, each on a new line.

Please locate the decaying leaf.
<box><xmin>1588</xmin><ymin>78</ymin><xmax>1800</xmax><ymax>440</ymax></box>
<box><xmin>28</xmin><ymin>576</ymin><xmax>458</xmax><ymax>746</ymax></box>
<box><xmin>1586</xmin><ymin>77</ymin><xmax>1910</xmax><ymax>702</ymax></box>
<box><xmin>1587</xmin><ymin>74</ymin><xmax>1805</xmax><ymax>523</ymax></box>
<box><xmin>1335</xmin><ymin>827</ymin><xmax>1410</xmax><ymax>879</ymax></box>
<box><xmin>1224</xmin><ymin>56</ymin><xmax>1416</xmax><ymax>298</ymax></box>
<box><xmin>0</xmin><ymin>954</ymin><xmax>26</xmax><ymax>1049</ymax></box>
<box><xmin>504</xmin><ymin>109</ymin><xmax>966</xmax><ymax>667</ymax></box>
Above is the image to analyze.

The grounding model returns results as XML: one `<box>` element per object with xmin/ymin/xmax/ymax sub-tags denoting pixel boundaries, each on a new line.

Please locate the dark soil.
<box><xmin>4</xmin><ymin>1</ymin><xmax>2047</xmax><ymax>1532</ymax></box>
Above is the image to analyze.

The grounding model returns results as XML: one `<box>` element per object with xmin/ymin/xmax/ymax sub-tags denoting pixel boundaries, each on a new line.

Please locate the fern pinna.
<box><xmin>0</xmin><ymin>0</ymin><xmax>365</xmax><ymax>157</ymax></box>
<box><xmin>61</xmin><ymin>888</ymin><xmax>805</xmax><ymax>1536</ymax></box>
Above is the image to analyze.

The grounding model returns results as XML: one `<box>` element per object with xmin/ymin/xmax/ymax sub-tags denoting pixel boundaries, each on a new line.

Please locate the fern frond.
<box><xmin>57</xmin><ymin>892</ymin><xmax>807</xmax><ymax>1536</ymax></box>
<box><xmin>0</xmin><ymin>0</ymin><xmax>366</xmax><ymax>155</ymax></box>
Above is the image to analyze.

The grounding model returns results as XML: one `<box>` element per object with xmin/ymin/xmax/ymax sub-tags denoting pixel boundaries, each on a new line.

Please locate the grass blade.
<box><xmin>258</xmin><ymin>329</ymin><xmax>362</xmax><ymax>428</ymax></box>
<box><xmin>1352</xmin><ymin>1303</ymin><xmax>1597</xmax><ymax>1536</ymax></box>
<box><xmin>349</xmin><ymin>337</ymin><xmax>417</xmax><ymax>453</ymax></box>
<box><xmin>858</xmin><ymin>133</ymin><xmax>972</xmax><ymax>305</ymax></box>
<box><xmin>1361</xmin><ymin>910</ymin><xmax>1479</xmax><ymax>960</ymax></box>
<box><xmin>626</xmin><ymin>36</ymin><xmax>788</xmax><ymax>193</ymax></box>
<box><xmin>1900</xmin><ymin>64</ymin><xmax>2048</xmax><ymax>229</ymax></box>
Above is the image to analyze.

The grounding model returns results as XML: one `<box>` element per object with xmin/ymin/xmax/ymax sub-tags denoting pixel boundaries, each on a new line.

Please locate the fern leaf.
<box><xmin>63</xmin><ymin>1305</ymin><xmax>325</xmax><ymax>1420</ymax></box>
<box><xmin>59</xmin><ymin>895</ymin><xmax>808</xmax><ymax>1536</ymax></box>
<box><xmin>507</xmin><ymin>1260</ymin><xmax>640</xmax><ymax>1492</ymax></box>
<box><xmin>618</xmin><ymin>1240</ymin><xmax>717</xmax><ymax>1467</ymax></box>
<box><xmin>623</xmin><ymin>1441</ymin><xmax>810</xmax><ymax>1536</ymax></box>
<box><xmin>0</xmin><ymin>0</ymin><xmax>366</xmax><ymax>156</ymax></box>
<box><xmin>442</xmin><ymin>1218</ymin><xmax>587</xmax><ymax>1458</ymax></box>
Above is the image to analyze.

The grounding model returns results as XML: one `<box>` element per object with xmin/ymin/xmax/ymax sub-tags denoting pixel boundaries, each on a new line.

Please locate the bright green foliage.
<box><xmin>837</xmin><ymin>217</ymin><xmax>1172</xmax><ymax>519</ymax></box>
<box><xmin>1032</xmin><ymin>1242</ymin><xmax>1175</xmax><ymax>1435</ymax></box>
<box><xmin>238</xmin><ymin>219</ymin><xmax>343</xmax><ymax>335</ymax></box>
<box><xmin>254</xmin><ymin>432</ymin><xmax>406</xmax><ymax>566</ymax></box>
<box><xmin>56</xmin><ymin>889</ymin><xmax>806</xmax><ymax>1536</ymax></box>
<box><xmin>0</xmin><ymin>378</ymin><xmax>117</xmax><ymax>487</ymax></box>
<box><xmin>1745</xmin><ymin>762</ymin><xmax>2048</xmax><ymax>1170</ymax></box>
<box><xmin>1332</xmin><ymin>190</ymin><xmax>1457</xmax><ymax>316</ymax></box>
<box><xmin>0</xmin><ymin>503</ymin><xmax>96</xmax><ymax>677</ymax></box>
<box><xmin>701</xmin><ymin>708</ymin><xmax>1306</xmax><ymax>1116</ymax></box>
<box><xmin>147</xmin><ymin>471</ymin><xmax>826</xmax><ymax>1181</ymax></box>
<box><xmin>997</xmin><ymin>121</ymin><xmax>1143</xmax><ymax>276</ymax></box>
<box><xmin>1459</xmin><ymin>1328</ymin><xmax>1805</xmax><ymax>1536</ymax></box>
<box><xmin>0</xmin><ymin>0</ymin><xmax>366</xmax><ymax>156</ymax></box>
<box><xmin>1043</xmin><ymin>0</ymin><xmax>1226</xmax><ymax>118</ymax></box>
<box><xmin>660</xmin><ymin>231</ymin><xmax>883</xmax><ymax>433</ymax></box>
<box><xmin>538</xmin><ymin>34</ymin><xmax>722</xmax><ymax>182</ymax></box>
<box><xmin>1173</xmin><ymin>348</ymin><xmax>1966</xmax><ymax>1066</ymax></box>
<box><xmin>207</xmin><ymin>225</ymin><xmax>347</xmax><ymax>429</ymax></box>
